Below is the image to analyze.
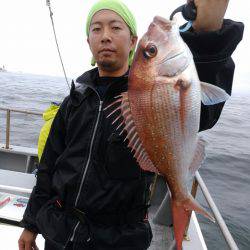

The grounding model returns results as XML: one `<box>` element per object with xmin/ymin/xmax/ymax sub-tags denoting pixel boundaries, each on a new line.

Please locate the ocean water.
<box><xmin>0</xmin><ymin>71</ymin><xmax>249</xmax><ymax>249</ymax></box>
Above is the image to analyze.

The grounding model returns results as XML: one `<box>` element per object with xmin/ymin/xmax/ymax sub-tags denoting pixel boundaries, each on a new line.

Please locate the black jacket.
<box><xmin>21</xmin><ymin>19</ymin><xmax>244</xmax><ymax>250</ymax></box>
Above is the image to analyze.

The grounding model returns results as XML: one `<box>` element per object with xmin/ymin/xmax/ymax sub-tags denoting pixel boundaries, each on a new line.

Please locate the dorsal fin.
<box><xmin>105</xmin><ymin>92</ymin><xmax>159</xmax><ymax>173</ymax></box>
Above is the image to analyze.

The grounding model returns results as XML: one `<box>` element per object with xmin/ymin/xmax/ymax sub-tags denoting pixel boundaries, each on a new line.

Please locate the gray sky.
<box><xmin>0</xmin><ymin>0</ymin><xmax>249</xmax><ymax>91</ymax></box>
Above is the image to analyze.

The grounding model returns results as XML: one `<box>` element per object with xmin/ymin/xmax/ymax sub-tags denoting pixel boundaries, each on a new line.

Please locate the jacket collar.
<box><xmin>75</xmin><ymin>67</ymin><xmax>100</xmax><ymax>87</ymax></box>
<box><xmin>70</xmin><ymin>67</ymin><xmax>129</xmax><ymax>106</ymax></box>
<box><xmin>75</xmin><ymin>67</ymin><xmax>129</xmax><ymax>86</ymax></box>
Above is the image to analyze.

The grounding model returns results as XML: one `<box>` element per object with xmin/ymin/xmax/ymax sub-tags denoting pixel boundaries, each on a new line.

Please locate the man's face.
<box><xmin>87</xmin><ymin>9</ymin><xmax>137</xmax><ymax>71</ymax></box>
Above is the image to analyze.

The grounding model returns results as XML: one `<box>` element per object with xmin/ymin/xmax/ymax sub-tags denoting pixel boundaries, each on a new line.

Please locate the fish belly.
<box><xmin>129</xmin><ymin>77</ymin><xmax>200</xmax><ymax>196</ymax></box>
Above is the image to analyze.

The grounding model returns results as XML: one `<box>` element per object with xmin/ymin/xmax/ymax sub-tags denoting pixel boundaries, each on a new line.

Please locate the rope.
<box><xmin>46</xmin><ymin>0</ymin><xmax>70</xmax><ymax>90</ymax></box>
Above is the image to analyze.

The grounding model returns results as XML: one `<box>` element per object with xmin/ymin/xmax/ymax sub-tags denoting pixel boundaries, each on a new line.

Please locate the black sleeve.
<box><xmin>20</xmin><ymin>96</ymin><xmax>71</xmax><ymax>233</ymax></box>
<box><xmin>180</xmin><ymin>19</ymin><xmax>244</xmax><ymax>131</ymax></box>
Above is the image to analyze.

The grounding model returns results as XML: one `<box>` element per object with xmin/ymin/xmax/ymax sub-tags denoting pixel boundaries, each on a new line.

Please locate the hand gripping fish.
<box><xmin>105</xmin><ymin>16</ymin><xmax>229</xmax><ymax>249</ymax></box>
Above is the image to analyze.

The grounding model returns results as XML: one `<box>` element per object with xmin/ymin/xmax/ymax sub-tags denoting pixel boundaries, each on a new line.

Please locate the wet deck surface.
<box><xmin>148</xmin><ymin>175</ymin><xmax>175</xmax><ymax>250</ymax></box>
<box><xmin>148</xmin><ymin>206</ymin><xmax>175</xmax><ymax>250</ymax></box>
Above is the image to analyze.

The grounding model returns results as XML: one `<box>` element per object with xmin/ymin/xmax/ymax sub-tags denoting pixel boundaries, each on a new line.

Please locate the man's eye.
<box><xmin>112</xmin><ymin>26</ymin><xmax>121</xmax><ymax>30</ymax></box>
<box><xmin>92</xmin><ymin>27</ymin><xmax>100</xmax><ymax>32</ymax></box>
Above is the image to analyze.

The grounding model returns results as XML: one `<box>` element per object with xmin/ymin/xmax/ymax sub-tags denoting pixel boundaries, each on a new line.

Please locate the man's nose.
<box><xmin>101</xmin><ymin>27</ymin><xmax>112</xmax><ymax>43</ymax></box>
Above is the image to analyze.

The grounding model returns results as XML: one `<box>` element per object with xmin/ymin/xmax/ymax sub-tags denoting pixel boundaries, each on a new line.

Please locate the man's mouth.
<box><xmin>99</xmin><ymin>48</ymin><xmax>116</xmax><ymax>54</ymax></box>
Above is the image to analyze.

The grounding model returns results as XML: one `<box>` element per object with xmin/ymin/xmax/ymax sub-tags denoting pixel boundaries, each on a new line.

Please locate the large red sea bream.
<box><xmin>105</xmin><ymin>16</ymin><xmax>229</xmax><ymax>249</ymax></box>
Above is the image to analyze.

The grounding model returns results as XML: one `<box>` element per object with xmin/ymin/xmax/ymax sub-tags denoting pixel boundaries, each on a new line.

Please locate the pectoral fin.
<box><xmin>200</xmin><ymin>81</ymin><xmax>230</xmax><ymax>105</ymax></box>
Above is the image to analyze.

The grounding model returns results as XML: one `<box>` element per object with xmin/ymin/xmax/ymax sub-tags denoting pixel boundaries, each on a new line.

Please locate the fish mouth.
<box><xmin>159</xmin><ymin>51</ymin><xmax>185</xmax><ymax>65</ymax></box>
<box><xmin>157</xmin><ymin>50</ymin><xmax>190</xmax><ymax>77</ymax></box>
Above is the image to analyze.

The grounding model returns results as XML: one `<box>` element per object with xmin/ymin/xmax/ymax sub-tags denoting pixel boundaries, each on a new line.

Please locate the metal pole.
<box><xmin>184</xmin><ymin>177</ymin><xmax>199</xmax><ymax>239</ymax></box>
<box><xmin>25</xmin><ymin>156</ymin><xmax>31</xmax><ymax>173</ymax></box>
<box><xmin>5</xmin><ymin>109</ymin><xmax>10</xmax><ymax>149</ymax></box>
<box><xmin>195</xmin><ymin>172</ymin><xmax>239</xmax><ymax>250</ymax></box>
<box><xmin>150</xmin><ymin>173</ymin><xmax>158</xmax><ymax>201</ymax></box>
<box><xmin>191</xmin><ymin>178</ymin><xmax>199</xmax><ymax>197</ymax></box>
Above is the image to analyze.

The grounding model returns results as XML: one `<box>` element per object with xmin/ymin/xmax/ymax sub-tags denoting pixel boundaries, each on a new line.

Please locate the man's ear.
<box><xmin>130</xmin><ymin>36</ymin><xmax>138</xmax><ymax>50</ymax></box>
<box><xmin>87</xmin><ymin>37</ymin><xmax>92</xmax><ymax>52</ymax></box>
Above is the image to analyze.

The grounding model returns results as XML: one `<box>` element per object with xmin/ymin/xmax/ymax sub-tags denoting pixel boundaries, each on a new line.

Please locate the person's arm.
<box><xmin>191</xmin><ymin>0</ymin><xmax>229</xmax><ymax>32</ymax></box>
<box><xmin>18</xmin><ymin>96</ymin><xmax>70</xmax><ymax>248</ymax></box>
<box><xmin>181</xmin><ymin>0</ymin><xmax>244</xmax><ymax>131</ymax></box>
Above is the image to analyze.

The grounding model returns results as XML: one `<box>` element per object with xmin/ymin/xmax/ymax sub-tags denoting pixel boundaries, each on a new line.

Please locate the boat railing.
<box><xmin>188</xmin><ymin>172</ymin><xmax>238</xmax><ymax>250</ymax></box>
<box><xmin>0</xmin><ymin>107</ymin><xmax>43</xmax><ymax>149</ymax></box>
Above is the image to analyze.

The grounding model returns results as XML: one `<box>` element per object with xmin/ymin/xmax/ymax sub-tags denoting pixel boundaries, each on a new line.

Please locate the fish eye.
<box><xmin>143</xmin><ymin>44</ymin><xmax>157</xmax><ymax>59</ymax></box>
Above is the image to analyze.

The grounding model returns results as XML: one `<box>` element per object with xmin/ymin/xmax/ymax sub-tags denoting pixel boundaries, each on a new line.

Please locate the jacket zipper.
<box><xmin>68</xmin><ymin>98</ymin><xmax>103</xmax><ymax>243</ymax></box>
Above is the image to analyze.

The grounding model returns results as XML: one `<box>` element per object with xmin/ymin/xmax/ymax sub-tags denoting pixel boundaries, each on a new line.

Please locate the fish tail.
<box><xmin>172</xmin><ymin>195</ymin><xmax>215</xmax><ymax>250</ymax></box>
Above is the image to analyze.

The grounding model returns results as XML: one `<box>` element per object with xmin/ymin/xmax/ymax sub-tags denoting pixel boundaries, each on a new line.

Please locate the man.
<box><xmin>18</xmin><ymin>0</ymin><xmax>244</xmax><ymax>249</ymax></box>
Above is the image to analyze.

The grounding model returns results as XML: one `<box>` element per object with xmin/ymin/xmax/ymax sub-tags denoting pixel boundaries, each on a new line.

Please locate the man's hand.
<box><xmin>18</xmin><ymin>229</ymin><xmax>39</xmax><ymax>250</ymax></box>
<box><xmin>190</xmin><ymin>0</ymin><xmax>229</xmax><ymax>32</ymax></box>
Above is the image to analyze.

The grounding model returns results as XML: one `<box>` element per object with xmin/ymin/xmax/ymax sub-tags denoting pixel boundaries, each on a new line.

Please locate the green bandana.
<box><xmin>86</xmin><ymin>0</ymin><xmax>137</xmax><ymax>66</ymax></box>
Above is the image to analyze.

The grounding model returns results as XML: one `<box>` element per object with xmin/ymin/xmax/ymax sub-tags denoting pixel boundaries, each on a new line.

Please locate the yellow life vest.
<box><xmin>37</xmin><ymin>103</ymin><xmax>60</xmax><ymax>161</ymax></box>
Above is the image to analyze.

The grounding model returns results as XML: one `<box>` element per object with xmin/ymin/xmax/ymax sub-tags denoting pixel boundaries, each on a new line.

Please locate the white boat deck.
<box><xmin>0</xmin><ymin>169</ymin><xmax>207</xmax><ymax>250</ymax></box>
